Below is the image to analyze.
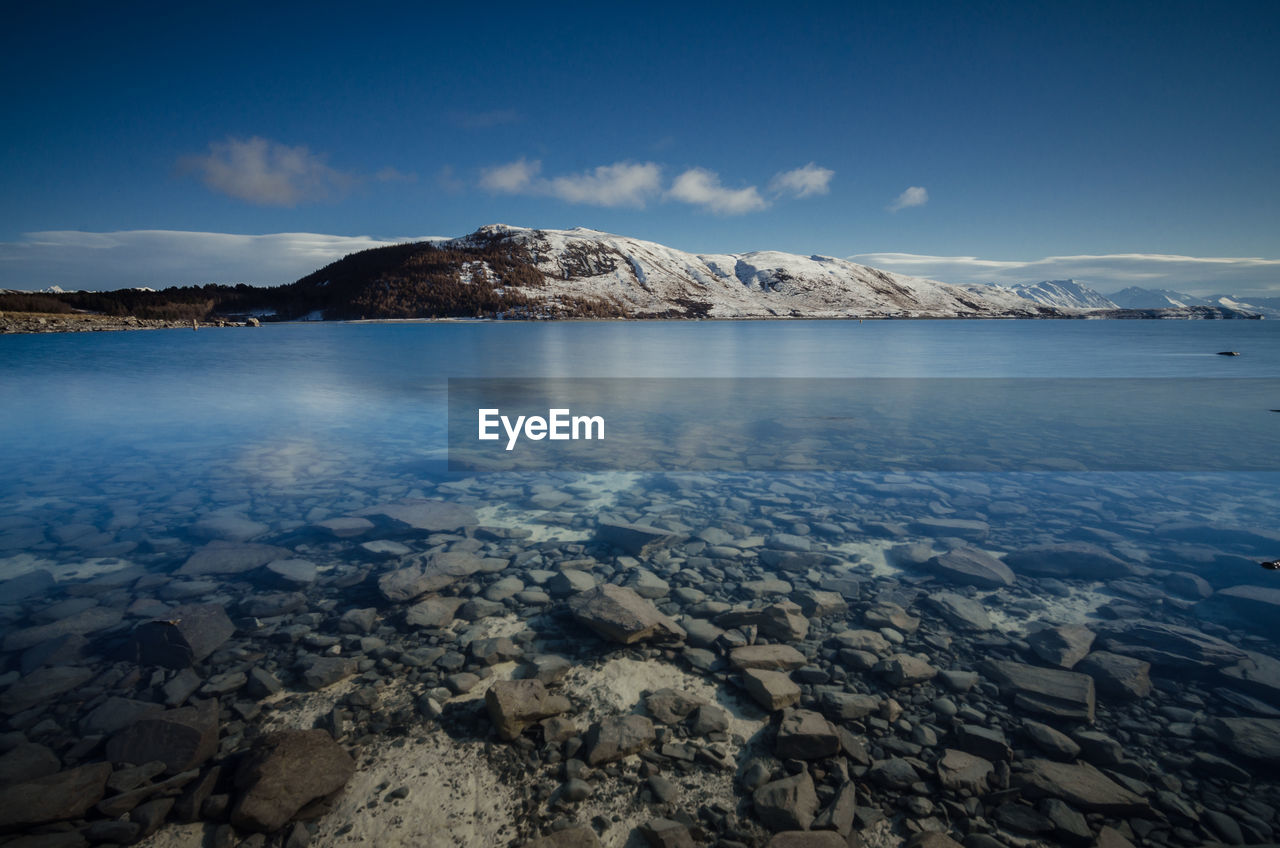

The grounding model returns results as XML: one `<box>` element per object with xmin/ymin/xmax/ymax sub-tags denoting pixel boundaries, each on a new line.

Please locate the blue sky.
<box><xmin>2</xmin><ymin>1</ymin><xmax>1277</xmax><ymax>293</ymax></box>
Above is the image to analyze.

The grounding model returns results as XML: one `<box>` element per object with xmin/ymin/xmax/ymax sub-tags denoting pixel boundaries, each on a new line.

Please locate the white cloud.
<box><xmin>889</xmin><ymin>186</ymin><xmax>928</xmax><ymax>212</ymax></box>
<box><xmin>480</xmin><ymin>159</ymin><xmax>662</xmax><ymax>208</ymax></box>
<box><xmin>770</xmin><ymin>163</ymin><xmax>834</xmax><ymax>198</ymax></box>
<box><xmin>847</xmin><ymin>251</ymin><xmax>1280</xmax><ymax>296</ymax></box>
<box><xmin>179</xmin><ymin>137</ymin><xmax>357</xmax><ymax>206</ymax></box>
<box><xmin>667</xmin><ymin>168</ymin><xmax>767</xmax><ymax>215</ymax></box>
<box><xmin>0</xmin><ymin>230</ymin><xmax>439</xmax><ymax>291</ymax></box>
<box><xmin>479</xmin><ymin>157</ymin><xmax>541</xmax><ymax>193</ymax></box>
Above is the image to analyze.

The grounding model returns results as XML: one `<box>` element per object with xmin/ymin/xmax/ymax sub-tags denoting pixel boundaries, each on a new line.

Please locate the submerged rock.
<box><xmin>230</xmin><ymin>729</ymin><xmax>355</xmax><ymax>832</ymax></box>
<box><xmin>1027</xmin><ymin>625</ymin><xmax>1096</xmax><ymax>669</ymax></box>
<box><xmin>356</xmin><ymin>499</ymin><xmax>477</xmax><ymax>532</ymax></box>
<box><xmin>981</xmin><ymin>659</ymin><xmax>1096</xmax><ymax>722</ymax></box>
<box><xmin>1098</xmin><ymin>619</ymin><xmax>1247</xmax><ymax>669</ymax></box>
<box><xmin>923</xmin><ymin>592</ymin><xmax>992</xmax><ymax>632</ymax></box>
<box><xmin>775</xmin><ymin>710</ymin><xmax>840</xmax><ymax>760</ymax></box>
<box><xmin>753</xmin><ymin>771</ymin><xmax>818</xmax><ymax>832</ymax></box>
<box><xmin>716</xmin><ymin>602</ymin><xmax>809</xmax><ymax>642</ymax></box>
<box><xmin>0</xmin><ymin>762</ymin><xmax>112</xmax><ymax>828</ymax></box>
<box><xmin>131</xmin><ymin>603</ymin><xmax>235</xmax><ymax>669</ymax></box>
<box><xmin>582</xmin><ymin>715</ymin><xmax>656</xmax><ymax>765</ymax></box>
<box><xmin>1206</xmin><ymin>716</ymin><xmax>1280</xmax><ymax>764</ymax></box>
<box><xmin>105</xmin><ymin>702</ymin><xmax>219</xmax><ymax>775</ymax></box>
<box><xmin>1076</xmin><ymin>651</ymin><xmax>1152</xmax><ymax>699</ymax></box>
<box><xmin>0</xmin><ymin>665</ymin><xmax>93</xmax><ymax>714</ymax></box>
<box><xmin>926</xmin><ymin>547</ymin><xmax>1015</xmax><ymax>588</ymax></box>
<box><xmin>567</xmin><ymin>584</ymin><xmax>686</xmax><ymax>644</ymax></box>
<box><xmin>1014</xmin><ymin>759</ymin><xmax>1150</xmax><ymax>815</ymax></box>
<box><xmin>176</xmin><ymin>540</ymin><xmax>291</xmax><ymax>577</ymax></box>
<box><xmin>729</xmin><ymin>644</ymin><xmax>808</xmax><ymax>671</ymax></box>
<box><xmin>377</xmin><ymin>551</ymin><xmax>487</xmax><ymax>603</ymax></box>
<box><xmin>594</xmin><ymin>521</ymin><xmax>684</xmax><ymax>557</ymax></box>
<box><xmin>1003</xmin><ymin>543</ymin><xmax>1135</xmax><ymax>579</ymax></box>
<box><xmin>742</xmin><ymin>668</ymin><xmax>802</xmax><ymax>711</ymax></box>
<box><xmin>486</xmin><ymin>679</ymin><xmax>572</xmax><ymax>740</ymax></box>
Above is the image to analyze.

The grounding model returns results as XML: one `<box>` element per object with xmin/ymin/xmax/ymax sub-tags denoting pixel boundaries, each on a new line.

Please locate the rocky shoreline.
<box><xmin>0</xmin><ymin>475</ymin><xmax>1278</xmax><ymax>848</ymax></box>
<box><xmin>0</xmin><ymin>314</ymin><xmax>260</xmax><ymax>334</ymax></box>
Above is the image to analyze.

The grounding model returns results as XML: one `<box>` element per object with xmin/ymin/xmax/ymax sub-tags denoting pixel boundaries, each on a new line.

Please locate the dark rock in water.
<box><xmin>690</xmin><ymin>704</ymin><xmax>730</xmax><ymax>736</ymax></box>
<box><xmin>177</xmin><ymin>541</ymin><xmax>292</xmax><ymax>577</ymax></box>
<box><xmin>811</xmin><ymin>779</ymin><xmax>857</xmax><ymax>836</ymax></box>
<box><xmin>638</xmin><ymin>818</ymin><xmax>695</xmax><ymax>848</ymax></box>
<box><xmin>767</xmin><ymin>832</ymin><xmax>847</xmax><ymax>847</ymax></box>
<box><xmin>567</xmin><ymin>584</ymin><xmax>686</xmax><ymax>645</ymax></box>
<box><xmin>793</xmin><ymin>589</ymin><xmax>847</xmax><ymax>618</ymax></box>
<box><xmin>753</xmin><ymin>771</ymin><xmax>818</xmax><ymax>832</ymax></box>
<box><xmin>910</xmin><ymin>517</ymin><xmax>990</xmax><ymax>541</ymax></box>
<box><xmin>1041</xmin><ymin>797</ymin><xmax>1093</xmax><ymax>846</ymax></box>
<box><xmin>981</xmin><ymin>659</ymin><xmax>1095</xmax><ymax>722</ymax></box>
<box><xmin>1095</xmin><ymin>828</ymin><xmax>1137</xmax><ymax>848</ymax></box>
<box><xmin>923</xmin><ymin>592</ymin><xmax>992</xmax><ymax>632</ymax></box>
<box><xmin>1076</xmin><ymin>651</ymin><xmax>1152</xmax><ymax>699</ymax></box>
<box><xmin>1027</xmin><ymin>625</ymin><xmax>1096</xmax><ymax>669</ymax></box>
<box><xmin>582</xmin><ymin>715</ymin><xmax>656</xmax><ymax>766</ymax></box>
<box><xmin>1163</xmin><ymin>571</ymin><xmax>1213</xmax><ymax>599</ymax></box>
<box><xmin>716</xmin><ymin>602</ymin><xmax>809</xmax><ymax>642</ymax></box>
<box><xmin>192</xmin><ymin>514</ymin><xmax>268</xmax><ymax>542</ymax></box>
<box><xmin>1219</xmin><ymin>649</ymin><xmax>1280</xmax><ymax>702</ymax></box>
<box><xmin>230</xmin><ymin>729</ymin><xmax>355</xmax><ymax>833</ymax></box>
<box><xmin>936</xmin><ymin>749</ymin><xmax>993</xmax><ymax>794</ymax></box>
<box><xmin>951</xmin><ymin>724</ymin><xmax>1012</xmax><ymax>762</ymax></box>
<box><xmin>760</xmin><ymin>549</ymin><xmax>826</xmax><ymax>574</ymax></box>
<box><xmin>1205</xmin><ymin>716</ymin><xmax>1280</xmax><ymax>764</ymax></box>
<box><xmin>775</xmin><ymin>710</ymin><xmax>840</xmax><ymax>760</ymax></box>
<box><xmin>741</xmin><ymin>669</ymin><xmax>801</xmax><ymax>711</ymax></box>
<box><xmin>869</xmin><ymin>757</ymin><xmax>919</xmax><ymax>789</ymax></box>
<box><xmin>240</xmin><ymin>592</ymin><xmax>308</xmax><ymax>618</ymax></box>
<box><xmin>1200</xmin><ymin>584</ymin><xmax>1280</xmax><ymax>635</ymax></box>
<box><xmin>355</xmin><ymin>499</ymin><xmax>477</xmax><ymax>532</ymax></box>
<box><xmin>644</xmin><ymin>688</ymin><xmax>703</xmax><ymax>725</ymax></box>
<box><xmin>0</xmin><ymin>762</ymin><xmax>112</xmax><ymax>828</ymax></box>
<box><xmin>486</xmin><ymin>679</ymin><xmax>571</xmax><ymax>740</ymax></box>
<box><xmin>80</xmin><ymin>697</ymin><xmax>166</xmax><ymax>736</ymax></box>
<box><xmin>1003</xmin><ymin>543</ymin><xmax>1135</xmax><ymax>580</ymax></box>
<box><xmin>377</xmin><ymin>552</ymin><xmax>487</xmax><ymax>603</ymax></box>
<box><xmin>404</xmin><ymin>597</ymin><xmax>465</xmax><ymax>629</ymax></box>
<box><xmin>105</xmin><ymin>702</ymin><xmax>218</xmax><ymax>775</ymax></box>
<box><xmin>729</xmin><ymin>645</ymin><xmax>807</xmax><ymax>671</ymax></box>
<box><xmin>1022</xmin><ymin>720</ymin><xmax>1082</xmax><ymax>761</ymax></box>
<box><xmin>338</xmin><ymin>607</ymin><xmax>377</xmax><ymax>634</ymax></box>
<box><xmin>0</xmin><ymin>665</ymin><xmax>93</xmax><ymax>715</ymax></box>
<box><xmin>470</xmin><ymin>636</ymin><xmax>522</xmax><ymax>666</ymax></box>
<box><xmin>864</xmin><ymin>601</ymin><xmax>919</xmax><ymax>633</ymax></box>
<box><xmin>312</xmin><ymin>516</ymin><xmax>375</xmax><ymax>539</ymax></box>
<box><xmin>877</xmin><ymin>654</ymin><xmax>937</xmax><ymax>687</ymax></box>
<box><xmin>301</xmin><ymin>657</ymin><xmax>358</xmax><ymax>691</ymax></box>
<box><xmin>20</xmin><ymin>633</ymin><xmax>86</xmax><ymax>675</ymax></box>
<box><xmin>3</xmin><ymin>606</ymin><xmax>124</xmax><ymax>653</ymax></box>
<box><xmin>1098</xmin><ymin>619</ymin><xmax>1246</xmax><ymax>669</ymax></box>
<box><xmin>264</xmin><ymin>558</ymin><xmax>318</xmax><ymax>586</ymax></box>
<box><xmin>0</xmin><ymin>743</ymin><xmax>60</xmax><ymax>786</ymax></box>
<box><xmin>820</xmin><ymin>691</ymin><xmax>880</xmax><ymax>721</ymax></box>
<box><xmin>925</xmin><ymin>547</ymin><xmax>1014</xmax><ymax>588</ymax></box>
<box><xmin>595</xmin><ymin>520</ymin><xmax>684</xmax><ymax>557</ymax></box>
<box><xmin>131</xmin><ymin>603</ymin><xmax>235</xmax><ymax>669</ymax></box>
<box><xmin>905</xmin><ymin>835</ymin><xmax>964</xmax><ymax>848</ymax></box>
<box><xmin>523</xmin><ymin>826</ymin><xmax>603</xmax><ymax>847</ymax></box>
<box><xmin>1014</xmin><ymin>759</ymin><xmax>1150</xmax><ymax>816</ymax></box>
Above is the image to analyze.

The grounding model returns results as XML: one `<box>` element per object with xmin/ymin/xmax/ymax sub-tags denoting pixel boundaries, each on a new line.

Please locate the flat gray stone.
<box><xmin>982</xmin><ymin>659</ymin><xmax>1095</xmax><ymax>722</ymax></box>
<box><xmin>176</xmin><ymin>541</ymin><xmax>291</xmax><ymax>577</ymax></box>
<box><xmin>568</xmin><ymin>584</ymin><xmax>686</xmax><ymax>645</ymax></box>
<box><xmin>926</xmin><ymin>547</ymin><xmax>1014</xmax><ymax>588</ymax></box>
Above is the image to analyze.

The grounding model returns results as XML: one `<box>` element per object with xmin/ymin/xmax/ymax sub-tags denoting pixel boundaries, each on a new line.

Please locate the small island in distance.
<box><xmin>0</xmin><ymin>224</ymin><xmax>1267</xmax><ymax>332</ymax></box>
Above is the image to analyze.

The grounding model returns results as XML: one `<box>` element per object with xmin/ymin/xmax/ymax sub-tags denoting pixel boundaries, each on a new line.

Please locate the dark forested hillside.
<box><xmin>0</xmin><ymin>235</ymin><xmax>624</xmax><ymax>322</ymax></box>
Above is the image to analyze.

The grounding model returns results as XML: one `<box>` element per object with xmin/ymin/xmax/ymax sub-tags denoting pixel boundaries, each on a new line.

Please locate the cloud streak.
<box><xmin>770</xmin><ymin>163</ymin><xmax>834</xmax><ymax>198</ymax></box>
<box><xmin>888</xmin><ymin>186</ymin><xmax>928</xmax><ymax>212</ymax></box>
<box><xmin>178</xmin><ymin>137</ymin><xmax>357</xmax><ymax>206</ymax></box>
<box><xmin>848</xmin><ymin>251</ymin><xmax>1280</xmax><ymax>296</ymax></box>
<box><xmin>667</xmin><ymin>168</ymin><xmax>767</xmax><ymax>215</ymax></box>
<box><xmin>0</xmin><ymin>230</ymin><xmax>439</xmax><ymax>291</ymax></box>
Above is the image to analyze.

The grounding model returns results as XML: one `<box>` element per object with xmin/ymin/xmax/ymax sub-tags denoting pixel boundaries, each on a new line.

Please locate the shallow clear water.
<box><xmin>2</xmin><ymin>320</ymin><xmax>1279</xmax><ymax>846</ymax></box>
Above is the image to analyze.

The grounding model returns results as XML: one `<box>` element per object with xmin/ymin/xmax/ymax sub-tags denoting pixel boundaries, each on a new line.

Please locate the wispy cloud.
<box><xmin>374</xmin><ymin>166</ymin><xmax>417</xmax><ymax>183</ymax></box>
<box><xmin>667</xmin><ymin>168</ymin><xmax>767</xmax><ymax>215</ymax></box>
<box><xmin>178</xmin><ymin>137</ymin><xmax>356</xmax><ymax>206</ymax></box>
<box><xmin>480</xmin><ymin>159</ymin><xmax>662</xmax><ymax>208</ymax></box>
<box><xmin>770</xmin><ymin>163</ymin><xmax>834</xmax><ymax>198</ymax></box>
<box><xmin>0</xmin><ymin>230</ymin><xmax>440</xmax><ymax>291</ymax></box>
<box><xmin>848</xmin><ymin>251</ymin><xmax>1280</xmax><ymax>296</ymax></box>
<box><xmin>888</xmin><ymin>186</ymin><xmax>928</xmax><ymax>212</ymax></box>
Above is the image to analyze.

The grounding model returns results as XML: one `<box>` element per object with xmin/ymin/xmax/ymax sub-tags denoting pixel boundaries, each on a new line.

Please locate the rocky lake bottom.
<box><xmin>0</xmin><ymin>457</ymin><xmax>1278</xmax><ymax>848</ymax></box>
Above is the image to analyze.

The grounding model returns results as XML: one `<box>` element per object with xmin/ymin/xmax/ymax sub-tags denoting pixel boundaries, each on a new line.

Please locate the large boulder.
<box><xmin>176</xmin><ymin>541</ymin><xmax>292</xmax><ymax>577</ymax></box>
<box><xmin>377</xmin><ymin>552</ymin><xmax>488</xmax><ymax>603</ymax></box>
<box><xmin>130</xmin><ymin>603</ymin><xmax>234</xmax><ymax>669</ymax></box>
<box><xmin>923</xmin><ymin>592</ymin><xmax>992</xmax><ymax>632</ymax></box>
<box><xmin>1076</xmin><ymin>651</ymin><xmax>1152</xmax><ymax>699</ymax></box>
<box><xmin>0</xmin><ymin>763</ymin><xmax>113</xmax><ymax>828</ymax></box>
<box><xmin>355</xmin><ymin>499</ymin><xmax>477</xmax><ymax>532</ymax></box>
<box><xmin>936</xmin><ymin>749</ymin><xmax>993</xmax><ymax>795</ymax></box>
<box><xmin>877</xmin><ymin>654</ymin><xmax>937</xmax><ymax>687</ymax></box>
<box><xmin>753</xmin><ymin>771</ymin><xmax>818</xmax><ymax>832</ymax></box>
<box><xmin>716</xmin><ymin>603</ymin><xmax>808</xmax><ymax>642</ymax></box>
<box><xmin>1014</xmin><ymin>759</ymin><xmax>1150</xmax><ymax>816</ymax></box>
<box><xmin>485</xmin><ymin>679</ymin><xmax>571</xmax><ymax>741</ymax></box>
<box><xmin>742</xmin><ymin>669</ymin><xmax>801</xmax><ymax>711</ymax></box>
<box><xmin>1205</xmin><ymin>716</ymin><xmax>1280</xmax><ymax>764</ymax></box>
<box><xmin>105</xmin><ymin>702</ymin><xmax>219</xmax><ymax>775</ymax></box>
<box><xmin>981</xmin><ymin>659</ymin><xmax>1095</xmax><ymax>722</ymax></box>
<box><xmin>0</xmin><ymin>665</ymin><xmax>93</xmax><ymax>714</ymax></box>
<box><xmin>925</xmin><ymin>547</ymin><xmax>1014</xmax><ymax>588</ymax></box>
<box><xmin>1027</xmin><ymin>625</ymin><xmax>1096</xmax><ymax>669</ymax></box>
<box><xmin>230</xmin><ymin>729</ymin><xmax>355</xmax><ymax>832</ymax></box>
<box><xmin>582</xmin><ymin>715</ymin><xmax>656</xmax><ymax>766</ymax></box>
<box><xmin>594</xmin><ymin>521</ymin><xmax>684</xmax><ymax>557</ymax></box>
<box><xmin>1003</xmin><ymin>543</ymin><xmax>1135</xmax><ymax>579</ymax></box>
<box><xmin>1098</xmin><ymin>620</ymin><xmax>1246</xmax><ymax>669</ymax></box>
<box><xmin>775</xmin><ymin>710</ymin><xmax>840</xmax><ymax>760</ymax></box>
<box><xmin>1219</xmin><ymin>650</ymin><xmax>1280</xmax><ymax>702</ymax></box>
<box><xmin>567</xmin><ymin>585</ymin><xmax>686</xmax><ymax>645</ymax></box>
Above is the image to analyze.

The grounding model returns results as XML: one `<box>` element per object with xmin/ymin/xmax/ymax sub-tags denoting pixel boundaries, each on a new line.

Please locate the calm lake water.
<box><xmin>2</xmin><ymin>319</ymin><xmax>1280</xmax><ymax>846</ymax></box>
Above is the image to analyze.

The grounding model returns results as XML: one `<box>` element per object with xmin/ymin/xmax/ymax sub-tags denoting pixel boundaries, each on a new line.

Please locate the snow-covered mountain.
<box><xmin>440</xmin><ymin>225</ymin><xmax>1060</xmax><ymax>319</ymax></box>
<box><xmin>1109</xmin><ymin>286</ymin><xmax>1211</xmax><ymax>309</ymax></box>
<box><xmin>963</xmin><ymin>279</ymin><xmax>1117</xmax><ymax>311</ymax></box>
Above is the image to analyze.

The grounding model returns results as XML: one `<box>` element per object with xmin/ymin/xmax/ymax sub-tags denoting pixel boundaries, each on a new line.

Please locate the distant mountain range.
<box><xmin>0</xmin><ymin>226</ymin><xmax>1269</xmax><ymax>321</ymax></box>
